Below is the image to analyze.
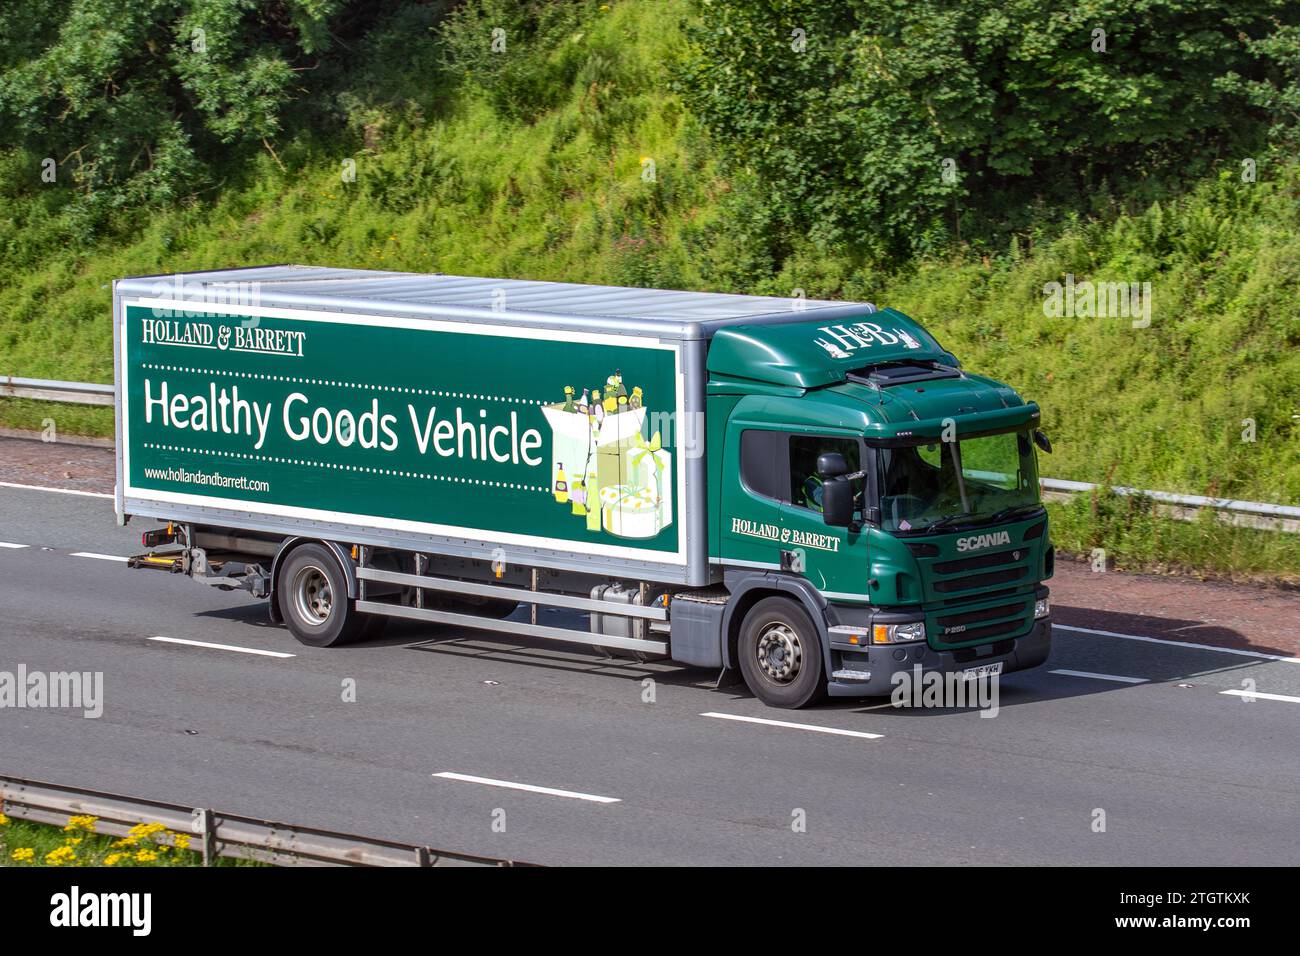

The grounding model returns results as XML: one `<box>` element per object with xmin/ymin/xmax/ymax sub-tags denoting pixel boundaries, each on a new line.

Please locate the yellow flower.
<box><xmin>111</xmin><ymin>838</ymin><xmax>137</xmax><ymax>849</ymax></box>
<box><xmin>128</xmin><ymin>822</ymin><xmax>166</xmax><ymax>840</ymax></box>
<box><xmin>0</xmin><ymin>812</ymin><xmax>9</xmax><ymax>825</ymax></box>
<box><xmin>173</xmin><ymin>833</ymin><xmax>192</xmax><ymax>851</ymax></box>
<box><xmin>104</xmin><ymin>853</ymin><xmax>126</xmax><ymax>867</ymax></box>
<box><xmin>65</xmin><ymin>836</ymin><xmax>82</xmax><ymax>845</ymax></box>
<box><xmin>45</xmin><ymin>846</ymin><xmax>77</xmax><ymax>866</ymax></box>
<box><xmin>134</xmin><ymin>849</ymin><xmax>158</xmax><ymax>863</ymax></box>
<box><xmin>64</xmin><ymin>814</ymin><xmax>97</xmax><ymax>833</ymax></box>
<box><xmin>11</xmin><ymin>847</ymin><xmax>34</xmax><ymax>862</ymax></box>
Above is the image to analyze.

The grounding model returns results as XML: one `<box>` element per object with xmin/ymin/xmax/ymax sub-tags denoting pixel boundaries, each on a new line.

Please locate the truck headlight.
<box><xmin>1034</xmin><ymin>597</ymin><xmax>1050</xmax><ymax>620</ymax></box>
<box><xmin>872</xmin><ymin>621</ymin><xmax>926</xmax><ymax>644</ymax></box>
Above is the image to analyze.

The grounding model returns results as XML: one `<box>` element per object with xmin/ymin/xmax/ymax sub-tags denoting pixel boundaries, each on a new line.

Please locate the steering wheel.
<box><xmin>888</xmin><ymin>494</ymin><xmax>928</xmax><ymax>525</ymax></box>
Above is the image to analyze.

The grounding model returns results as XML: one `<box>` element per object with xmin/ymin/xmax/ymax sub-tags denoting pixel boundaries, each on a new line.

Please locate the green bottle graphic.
<box><xmin>562</xmin><ymin>385</ymin><xmax>576</xmax><ymax>413</ymax></box>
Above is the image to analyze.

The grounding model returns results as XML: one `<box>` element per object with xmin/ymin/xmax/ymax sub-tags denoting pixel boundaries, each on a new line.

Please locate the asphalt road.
<box><xmin>1</xmin><ymin>483</ymin><xmax>1298</xmax><ymax>866</ymax></box>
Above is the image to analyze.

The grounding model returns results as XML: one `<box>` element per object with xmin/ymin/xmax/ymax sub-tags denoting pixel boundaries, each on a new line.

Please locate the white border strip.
<box><xmin>1056</xmin><ymin>623</ymin><xmax>1300</xmax><ymax>664</ymax></box>
<box><xmin>432</xmin><ymin>771</ymin><xmax>620</xmax><ymax>804</ymax></box>
<box><xmin>148</xmin><ymin>636</ymin><xmax>296</xmax><ymax>658</ymax></box>
<box><xmin>701</xmin><ymin>712</ymin><xmax>883</xmax><ymax>739</ymax></box>
<box><xmin>119</xmin><ymin>299</ymin><xmax>688</xmax><ymax>566</ymax></box>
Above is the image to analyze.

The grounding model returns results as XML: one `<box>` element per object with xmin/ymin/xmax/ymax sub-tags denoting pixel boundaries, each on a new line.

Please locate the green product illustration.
<box><xmin>540</xmin><ymin>369</ymin><xmax>673</xmax><ymax>540</ymax></box>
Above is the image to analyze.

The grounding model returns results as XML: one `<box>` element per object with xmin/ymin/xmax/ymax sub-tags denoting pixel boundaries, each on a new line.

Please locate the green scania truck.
<box><xmin>117</xmin><ymin>266</ymin><xmax>1053</xmax><ymax>708</ymax></box>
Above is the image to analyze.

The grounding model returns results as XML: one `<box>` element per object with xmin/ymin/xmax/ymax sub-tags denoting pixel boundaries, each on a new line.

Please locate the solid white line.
<box><xmin>432</xmin><ymin>772</ymin><xmax>621</xmax><ymax>804</ymax></box>
<box><xmin>700</xmin><ymin>712</ymin><xmax>884</xmax><ymax>739</ymax></box>
<box><xmin>1056</xmin><ymin>623</ymin><xmax>1300</xmax><ymax>664</ymax></box>
<box><xmin>69</xmin><ymin>551</ymin><xmax>128</xmax><ymax>562</ymax></box>
<box><xmin>1220</xmin><ymin>689</ymin><xmax>1300</xmax><ymax>705</ymax></box>
<box><xmin>0</xmin><ymin>480</ymin><xmax>112</xmax><ymax>500</ymax></box>
<box><xmin>0</xmin><ymin>541</ymin><xmax>29</xmax><ymax>549</ymax></box>
<box><xmin>148</xmin><ymin>636</ymin><xmax>296</xmax><ymax>659</ymax></box>
<box><xmin>1050</xmin><ymin>668</ymin><xmax>1148</xmax><ymax>684</ymax></box>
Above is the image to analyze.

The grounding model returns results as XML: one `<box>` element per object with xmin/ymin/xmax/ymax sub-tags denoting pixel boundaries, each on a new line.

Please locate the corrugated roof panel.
<box><xmin>118</xmin><ymin>265</ymin><xmax>876</xmax><ymax>337</ymax></box>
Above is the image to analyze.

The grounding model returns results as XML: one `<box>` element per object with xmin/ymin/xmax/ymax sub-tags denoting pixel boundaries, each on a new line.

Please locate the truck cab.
<box><xmin>707</xmin><ymin>309</ymin><xmax>1053</xmax><ymax>706</ymax></box>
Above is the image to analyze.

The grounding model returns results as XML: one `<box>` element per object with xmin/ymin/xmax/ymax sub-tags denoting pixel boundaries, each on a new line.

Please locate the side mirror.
<box><xmin>817</xmin><ymin>451</ymin><xmax>849</xmax><ymax>478</ymax></box>
<box><xmin>1033</xmin><ymin>429</ymin><xmax>1053</xmax><ymax>454</ymax></box>
<box><xmin>822</xmin><ymin>477</ymin><xmax>854</xmax><ymax>527</ymax></box>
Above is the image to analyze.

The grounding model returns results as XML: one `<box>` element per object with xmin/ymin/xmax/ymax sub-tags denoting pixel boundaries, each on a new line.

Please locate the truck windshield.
<box><xmin>875</xmin><ymin>429</ymin><xmax>1040</xmax><ymax>533</ymax></box>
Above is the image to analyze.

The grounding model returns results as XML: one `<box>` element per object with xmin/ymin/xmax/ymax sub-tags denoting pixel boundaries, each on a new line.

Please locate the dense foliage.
<box><xmin>680</xmin><ymin>0</ymin><xmax>1300</xmax><ymax>261</ymax></box>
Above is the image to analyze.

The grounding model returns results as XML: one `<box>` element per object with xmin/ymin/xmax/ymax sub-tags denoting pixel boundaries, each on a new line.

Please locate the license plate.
<box><xmin>957</xmin><ymin>662</ymin><xmax>1003</xmax><ymax>680</ymax></box>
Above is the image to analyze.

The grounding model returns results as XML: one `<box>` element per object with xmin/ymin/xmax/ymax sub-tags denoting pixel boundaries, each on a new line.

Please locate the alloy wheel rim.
<box><xmin>292</xmin><ymin>566</ymin><xmax>332</xmax><ymax>625</ymax></box>
<box><xmin>756</xmin><ymin>622</ymin><xmax>802</xmax><ymax>684</ymax></box>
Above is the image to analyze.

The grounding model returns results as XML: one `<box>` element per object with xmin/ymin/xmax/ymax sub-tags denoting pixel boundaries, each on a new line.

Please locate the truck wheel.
<box><xmin>737</xmin><ymin>597</ymin><xmax>828</xmax><ymax>709</ymax></box>
<box><xmin>278</xmin><ymin>544</ymin><xmax>366</xmax><ymax>647</ymax></box>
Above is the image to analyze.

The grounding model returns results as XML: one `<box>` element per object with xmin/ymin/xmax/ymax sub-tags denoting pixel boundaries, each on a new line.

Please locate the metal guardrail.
<box><xmin>1040</xmin><ymin>478</ymin><xmax>1300</xmax><ymax>533</ymax></box>
<box><xmin>3</xmin><ymin>376</ymin><xmax>1295</xmax><ymax>529</ymax></box>
<box><xmin>0</xmin><ymin>773</ymin><xmax>534</xmax><ymax>867</ymax></box>
<box><xmin>1</xmin><ymin>376</ymin><xmax>114</xmax><ymax>406</ymax></box>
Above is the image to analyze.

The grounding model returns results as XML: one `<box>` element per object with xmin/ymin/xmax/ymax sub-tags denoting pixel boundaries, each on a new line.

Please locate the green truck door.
<box><xmin>778</xmin><ymin>433</ymin><xmax>869</xmax><ymax>603</ymax></box>
<box><xmin>722</xmin><ymin>425</ymin><xmax>869</xmax><ymax>603</ymax></box>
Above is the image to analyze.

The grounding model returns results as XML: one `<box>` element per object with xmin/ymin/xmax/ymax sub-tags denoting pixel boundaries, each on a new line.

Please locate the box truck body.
<box><xmin>117</xmin><ymin>267</ymin><xmax>1054</xmax><ymax>708</ymax></box>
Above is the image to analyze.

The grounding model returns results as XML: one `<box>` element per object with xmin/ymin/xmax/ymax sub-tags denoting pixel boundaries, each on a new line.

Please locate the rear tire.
<box><xmin>737</xmin><ymin>597</ymin><xmax>828</xmax><ymax>709</ymax></box>
<box><xmin>278</xmin><ymin>544</ymin><xmax>366</xmax><ymax>647</ymax></box>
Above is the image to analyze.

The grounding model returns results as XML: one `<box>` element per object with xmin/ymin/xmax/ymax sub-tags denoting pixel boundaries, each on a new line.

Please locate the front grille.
<box><xmin>937</xmin><ymin>601</ymin><xmax>1027</xmax><ymax>628</ymax></box>
<box><xmin>939</xmin><ymin>587</ymin><xmax>1017</xmax><ymax>606</ymax></box>
<box><xmin>932</xmin><ymin>566</ymin><xmax>1027</xmax><ymax>593</ymax></box>
<box><xmin>952</xmin><ymin>638</ymin><xmax>1016</xmax><ymax>663</ymax></box>
<box><xmin>934</xmin><ymin>548</ymin><xmax>1024</xmax><ymax>574</ymax></box>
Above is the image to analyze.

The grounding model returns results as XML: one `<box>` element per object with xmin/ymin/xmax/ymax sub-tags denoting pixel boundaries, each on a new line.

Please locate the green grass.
<box><xmin>1046</xmin><ymin>494</ymin><xmax>1300</xmax><ymax>586</ymax></box>
<box><xmin>0</xmin><ymin>813</ymin><xmax>261</xmax><ymax>867</ymax></box>
<box><xmin>1</xmin><ymin>0</ymin><xmax>1296</xmax><ymax>581</ymax></box>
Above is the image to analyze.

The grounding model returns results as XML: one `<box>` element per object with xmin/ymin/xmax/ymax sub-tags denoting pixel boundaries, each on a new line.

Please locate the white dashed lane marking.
<box><xmin>1220</xmin><ymin>689</ymin><xmax>1300</xmax><ymax>705</ymax></box>
<box><xmin>148</xmin><ymin>636</ymin><xmax>296</xmax><ymax>659</ymax></box>
<box><xmin>432</xmin><ymin>772</ymin><xmax>621</xmax><ymax>804</ymax></box>
<box><xmin>0</xmin><ymin>481</ymin><xmax>112</xmax><ymax>499</ymax></box>
<box><xmin>69</xmin><ymin>552</ymin><xmax>128</xmax><ymax>562</ymax></box>
<box><xmin>0</xmin><ymin>541</ymin><xmax>29</xmax><ymax>549</ymax></box>
<box><xmin>1057</xmin><ymin>623</ymin><xmax>1300</xmax><ymax>664</ymax></box>
<box><xmin>1049</xmin><ymin>669</ymin><xmax>1149</xmax><ymax>684</ymax></box>
<box><xmin>701</xmin><ymin>712</ymin><xmax>884</xmax><ymax>739</ymax></box>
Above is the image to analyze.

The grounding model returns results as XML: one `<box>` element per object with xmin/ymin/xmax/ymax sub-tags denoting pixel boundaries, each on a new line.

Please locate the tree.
<box><xmin>680</xmin><ymin>0</ymin><xmax>1300</xmax><ymax>261</ymax></box>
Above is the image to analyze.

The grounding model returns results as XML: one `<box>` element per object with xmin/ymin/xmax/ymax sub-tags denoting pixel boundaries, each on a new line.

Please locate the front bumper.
<box><xmin>825</xmin><ymin>619</ymin><xmax>1052</xmax><ymax>698</ymax></box>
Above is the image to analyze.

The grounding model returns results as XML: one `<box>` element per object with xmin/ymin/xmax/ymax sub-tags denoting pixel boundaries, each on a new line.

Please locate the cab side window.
<box><xmin>789</xmin><ymin>435</ymin><xmax>861</xmax><ymax>513</ymax></box>
<box><xmin>740</xmin><ymin>429</ymin><xmax>788</xmax><ymax>501</ymax></box>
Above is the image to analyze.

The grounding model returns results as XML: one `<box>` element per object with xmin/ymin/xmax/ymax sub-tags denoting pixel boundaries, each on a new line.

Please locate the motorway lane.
<box><xmin>1</xmin><ymin>484</ymin><xmax>1299</xmax><ymax>865</ymax></box>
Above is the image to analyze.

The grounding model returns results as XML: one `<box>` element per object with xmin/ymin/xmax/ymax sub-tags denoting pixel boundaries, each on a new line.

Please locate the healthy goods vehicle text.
<box><xmin>118</xmin><ymin>267</ymin><xmax>1054</xmax><ymax>707</ymax></box>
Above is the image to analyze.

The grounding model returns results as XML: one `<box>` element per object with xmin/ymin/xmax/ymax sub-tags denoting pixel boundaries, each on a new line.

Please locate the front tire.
<box><xmin>278</xmin><ymin>544</ymin><xmax>366</xmax><ymax>647</ymax></box>
<box><xmin>737</xmin><ymin>597</ymin><xmax>828</xmax><ymax>709</ymax></box>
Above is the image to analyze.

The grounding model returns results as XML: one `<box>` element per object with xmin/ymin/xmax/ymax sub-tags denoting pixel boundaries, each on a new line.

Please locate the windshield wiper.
<box><xmin>978</xmin><ymin>503</ymin><xmax>1043</xmax><ymax>525</ymax></box>
<box><xmin>925</xmin><ymin>512</ymin><xmax>975</xmax><ymax>531</ymax></box>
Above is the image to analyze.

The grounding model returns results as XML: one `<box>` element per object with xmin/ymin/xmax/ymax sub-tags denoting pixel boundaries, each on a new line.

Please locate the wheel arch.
<box><xmin>268</xmin><ymin>537</ymin><xmax>357</xmax><ymax>623</ymax></box>
<box><xmin>720</xmin><ymin>571</ymin><xmax>830</xmax><ymax>672</ymax></box>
